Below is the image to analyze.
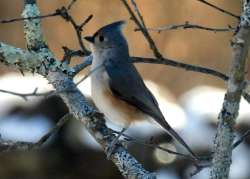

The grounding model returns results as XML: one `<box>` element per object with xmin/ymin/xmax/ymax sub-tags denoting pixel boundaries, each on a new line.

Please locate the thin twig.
<box><xmin>0</xmin><ymin>12</ymin><xmax>60</xmax><ymax>24</ymax></box>
<box><xmin>188</xmin><ymin>130</ymin><xmax>250</xmax><ymax>176</ymax></box>
<box><xmin>67</xmin><ymin>0</ymin><xmax>78</xmax><ymax>10</ymax></box>
<box><xmin>79</xmin><ymin>14</ymin><xmax>93</xmax><ymax>29</ymax></box>
<box><xmin>0</xmin><ymin>6</ymin><xmax>92</xmax><ymax>57</ymax></box>
<box><xmin>30</xmin><ymin>113</ymin><xmax>71</xmax><ymax>149</ymax></box>
<box><xmin>0</xmin><ymin>114</ymin><xmax>71</xmax><ymax>152</ymax></box>
<box><xmin>133</xmin><ymin>57</ymin><xmax>250</xmax><ymax>102</ymax></box>
<box><xmin>62</xmin><ymin>46</ymin><xmax>85</xmax><ymax>64</ymax></box>
<box><xmin>138</xmin><ymin>22</ymin><xmax>235</xmax><ymax>33</ymax></box>
<box><xmin>115</xmin><ymin>130</ymin><xmax>214</xmax><ymax>177</ymax></box>
<box><xmin>0</xmin><ymin>88</ymin><xmax>53</xmax><ymax>101</ymax></box>
<box><xmin>76</xmin><ymin>63</ymin><xmax>104</xmax><ymax>85</ymax></box>
<box><xmin>58</xmin><ymin>7</ymin><xmax>92</xmax><ymax>56</ymax></box>
<box><xmin>113</xmin><ymin>130</ymin><xmax>195</xmax><ymax>161</ymax></box>
<box><xmin>70</xmin><ymin>55</ymin><xmax>250</xmax><ymax>104</ymax></box>
<box><xmin>132</xmin><ymin>57</ymin><xmax>228</xmax><ymax>81</ymax></box>
<box><xmin>196</xmin><ymin>0</ymin><xmax>240</xmax><ymax>19</ymax></box>
<box><xmin>232</xmin><ymin>130</ymin><xmax>250</xmax><ymax>149</ymax></box>
<box><xmin>72</xmin><ymin>54</ymin><xmax>228</xmax><ymax>82</ymax></box>
<box><xmin>60</xmin><ymin>12</ymin><xmax>93</xmax><ymax>65</ymax></box>
<box><xmin>120</xmin><ymin>0</ymin><xmax>236</xmax><ymax>81</ymax></box>
<box><xmin>130</xmin><ymin>0</ymin><xmax>146</xmax><ymax>28</ymax></box>
<box><xmin>73</xmin><ymin>55</ymin><xmax>93</xmax><ymax>76</ymax></box>
<box><xmin>121</xmin><ymin>0</ymin><xmax>163</xmax><ymax>60</ymax></box>
<box><xmin>73</xmin><ymin>54</ymin><xmax>229</xmax><ymax>83</ymax></box>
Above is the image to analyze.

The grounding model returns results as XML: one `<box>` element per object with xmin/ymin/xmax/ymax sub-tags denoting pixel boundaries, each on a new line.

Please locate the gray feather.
<box><xmin>105</xmin><ymin>59</ymin><xmax>197</xmax><ymax>157</ymax></box>
<box><xmin>104</xmin><ymin>58</ymin><xmax>165</xmax><ymax>122</ymax></box>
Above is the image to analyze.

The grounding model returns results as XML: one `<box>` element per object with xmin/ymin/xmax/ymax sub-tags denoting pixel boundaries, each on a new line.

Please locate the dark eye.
<box><xmin>99</xmin><ymin>35</ymin><xmax>104</xmax><ymax>42</ymax></box>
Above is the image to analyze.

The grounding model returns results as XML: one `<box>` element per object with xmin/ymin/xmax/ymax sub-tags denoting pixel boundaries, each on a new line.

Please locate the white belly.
<box><xmin>91</xmin><ymin>69</ymin><xmax>144</xmax><ymax>127</ymax></box>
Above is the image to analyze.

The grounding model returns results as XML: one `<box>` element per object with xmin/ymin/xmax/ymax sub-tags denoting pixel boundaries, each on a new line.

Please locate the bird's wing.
<box><xmin>104</xmin><ymin>59</ymin><xmax>197</xmax><ymax>158</ymax></box>
<box><xmin>104</xmin><ymin>59</ymin><xmax>164</xmax><ymax>121</ymax></box>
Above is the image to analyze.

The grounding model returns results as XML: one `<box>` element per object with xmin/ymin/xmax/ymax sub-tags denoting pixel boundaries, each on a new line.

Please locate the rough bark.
<box><xmin>210</xmin><ymin>1</ymin><xmax>250</xmax><ymax>178</ymax></box>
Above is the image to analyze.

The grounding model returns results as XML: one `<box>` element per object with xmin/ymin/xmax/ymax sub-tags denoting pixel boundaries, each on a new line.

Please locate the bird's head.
<box><xmin>84</xmin><ymin>21</ymin><xmax>128</xmax><ymax>52</ymax></box>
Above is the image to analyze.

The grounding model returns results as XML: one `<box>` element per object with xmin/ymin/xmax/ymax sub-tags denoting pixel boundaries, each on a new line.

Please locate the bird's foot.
<box><xmin>105</xmin><ymin>128</ymin><xmax>126</xmax><ymax>160</ymax></box>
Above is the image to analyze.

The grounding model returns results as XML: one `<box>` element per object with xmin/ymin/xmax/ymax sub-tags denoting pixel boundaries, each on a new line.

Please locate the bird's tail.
<box><xmin>157</xmin><ymin>117</ymin><xmax>198</xmax><ymax>160</ymax></box>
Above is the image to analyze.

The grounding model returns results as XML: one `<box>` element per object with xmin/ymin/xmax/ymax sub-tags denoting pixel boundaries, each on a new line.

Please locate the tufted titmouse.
<box><xmin>85</xmin><ymin>21</ymin><xmax>197</xmax><ymax>158</ymax></box>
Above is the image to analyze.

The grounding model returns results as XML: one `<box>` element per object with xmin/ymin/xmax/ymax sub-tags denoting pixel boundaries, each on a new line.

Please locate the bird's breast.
<box><xmin>91</xmin><ymin>68</ymin><xmax>145</xmax><ymax>127</ymax></box>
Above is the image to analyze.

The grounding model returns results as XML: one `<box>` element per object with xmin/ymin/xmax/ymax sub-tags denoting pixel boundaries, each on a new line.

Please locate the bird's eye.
<box><xmin>99</xmin><ymin>35</ymin><xmax>104</xmax><ymax>42</ymax></box>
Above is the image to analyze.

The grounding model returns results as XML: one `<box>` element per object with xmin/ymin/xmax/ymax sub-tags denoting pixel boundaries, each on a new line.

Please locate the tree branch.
<box><xmin>209</xmin><ymin>1</ymin><xmax>250</xmax><ymax>178</ymax></box>
<box><xmin>67</xmin><ymin>0</ymin><xmax>78</xmax><ymax>10</ymax></box>
<box><xmin>120</xmin><ymin>0</ymin><xmax>163</xmax><ymax>60</ymax></box>
<box><xmin>132</xmin><ymin>56</ymin><xmax>228</xmax><ymax>80</ymax></box>
<box><xmin>136</xmin><ymin>22</ymin><xmax>235</xmax><ymax>33</ymax></box>
<box><xmin>72</xmin><ymin>55</ymin><xmax>93</xmax><ymax>75</ymax></box>
<box><xmin>0</xmin><ymin>88</ymin><xmax>53</xmax><ymax>101</ymax></box>
<box><xmin>0</xmin><ymin>12</ymin><xmax>60</xmax><ymax>24</ymax></box>
<box><xmin>195</xmin><ymin>0</ymin><xmax>240</xmax><ymax>19</ymax></box>
<box><xmin>57</xmin><ymin>6</ymin><xmax>92</xmax><ymax>56</ymax></box>
<box><xmin>0</xmin><ymin>1</ymin><xmax>157</xmax><ymax>178</ymax></box>
<box><xmin>30</xmin><ymin>113</ymin><xmax>70</xmax><ymax>149</ymax></box>
<box><xmin>0</xmin><ymin>113</ymin><xmax>70</xmax><ymax>152</ymax></box>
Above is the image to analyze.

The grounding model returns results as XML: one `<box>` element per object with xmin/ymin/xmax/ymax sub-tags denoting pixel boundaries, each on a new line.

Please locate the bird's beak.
<box><xmin>84</xmin><ymin>36</ymin><xmax>95</xmax><ymax>43</ymax></box>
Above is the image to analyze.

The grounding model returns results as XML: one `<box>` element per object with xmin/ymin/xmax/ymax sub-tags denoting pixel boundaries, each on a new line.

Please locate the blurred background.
<box><xmin>0</xmin><ymin>0</ymin><xmax>249</xmax><ymax>179</ymax></box>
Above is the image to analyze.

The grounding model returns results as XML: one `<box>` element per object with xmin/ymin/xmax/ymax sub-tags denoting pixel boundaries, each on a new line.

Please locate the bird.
<box><xmin>84</xmin><ymin>20</ymin><xmax>197</xmax><ymax>159</ymax></box>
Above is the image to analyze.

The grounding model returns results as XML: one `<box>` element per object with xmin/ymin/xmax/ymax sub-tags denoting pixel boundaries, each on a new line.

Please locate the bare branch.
<box><xmin>60</xmin><ymin>13</ymin><xmax>93</xmax><ymax>63</ymax></box>
<box><xmin>196</xmin><ymin>0</ymin><xmax>240</xmax><ymax>19</ymax></box>
<box><xmin>30</xmin><ymin>113</ymin><xmax>71</xmax><ymax>149</ymax></box>
<box><xmin>58</xmin><ymin>7</ymin><xmax>92</xmax><ymax>56</ymax></box>
<box><xmin>0</xmin><ymin>12</ymin><xmax>60</xmax><ymax>24</ymax></box>
<box><xmin>130</xmin><ymin>0</ymin><xmax>146</xmax><ymax>28</ymax></box>
<box><xmin>132</xmin><ymin>57</ymin><xmax>228</xmax><ymax>80</ymax></box>
<box><xmin>79</xmin><ymin>14</ymin><xmax>93</xmax><ymax>29</ymax></box>
<box><xmin>232</xmin><ymin>130</ymin><xmax>250</xmax><ymax>149</ymax></box>
<box><xmin>67</xmin><ymin>0</ymin><xmax>78</xmax><ymax>10</ymax></box>
<box><xmin>62</xmin><ymin>46</ymin><xmax>85</xmax><ymax>64</ymax></box>
<box><xmin>138</xmin><ymin>22</ymin><xmax>235</xmax><ymax>33</ymax></box>
<box><xmin>71</xmin><ymin>55</ymin><xmax>250</xmax><ymax>105</ymax></box>
<box><xmin>0</xmin><ymin>4</ymin><xmax>91</xmax><ymax>56</ymax></box>
<box><xmin>115</xmin><ymin>131</ymin><xmax>195</xmax><ymax>161</ymax></box>
<box><xmin>190</xmin><ymin>129</ymin><xmax>250</xmax><ymax>176</ymax></box>
<box><xmin>0</xmin><ymin>88</ymin><xmax>53</xmax><ymax>101</ymax></box>
<box><xmin>76</xmin><ymin>62</ymin><xmax>104</xmax><ymax>85</ymax></box>
<box><xmin>120</xmin><ymin>0</ymin><xmax>163</xmax><ymax>60</ymax></box>
<box><xmin>72</xmin><ymin>54</ymin><xmax>228</xmax><ymax>81</ymax></box>
<box><xmin>0</xmin><ymin>113</ymin><xmax>70</xmax><ymax>152</ymax></box>
<box><xmin>72</xmin><ymin>55</ymin><xmax>93</xmax><ymax>75</ymax></box>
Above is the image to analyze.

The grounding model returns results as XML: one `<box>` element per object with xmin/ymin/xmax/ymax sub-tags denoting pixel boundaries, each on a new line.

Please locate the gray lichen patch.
<box><xmin>0</xmin><ymin>43</ymin><xmax>75</xmax><ymax>76</ymax></box>
<box><xmin>0</xmin><ymin>42</ymin><xmax>42</xmax><ymax>70</ymax></box>
<box><xmin>241</xmin><ymin>1</ymin><xmax>250</xmax><ymax>26</ymax></box>
<box><xmin>22</xmin><ymin>3</ymin><xmax>46</xmax><ymax>50</ymax></box>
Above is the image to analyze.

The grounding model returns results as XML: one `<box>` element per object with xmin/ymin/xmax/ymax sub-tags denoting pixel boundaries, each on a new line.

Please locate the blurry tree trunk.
<box><xmin>210</xmin><ymin>1</ymin><xmax>250</xmax><ymax>178</ymax></box>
